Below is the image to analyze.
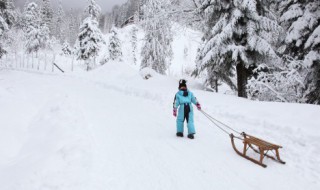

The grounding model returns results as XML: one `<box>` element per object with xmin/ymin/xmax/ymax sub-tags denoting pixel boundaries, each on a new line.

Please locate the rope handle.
<box><xmin>199</xmin><ymin>110</ymin><xmax>242</xmax><ymax>137</ymax></box>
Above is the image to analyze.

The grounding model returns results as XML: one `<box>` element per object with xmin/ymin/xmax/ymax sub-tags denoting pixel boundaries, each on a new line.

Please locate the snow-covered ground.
<box><xmin>0</xmin><ymin>60</ymin><xmax>320</xmax><ymax>190</ymax></box>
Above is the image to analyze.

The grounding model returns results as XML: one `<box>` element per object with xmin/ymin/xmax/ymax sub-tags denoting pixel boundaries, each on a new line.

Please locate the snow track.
<box><xmin>0</xmin><ymin>65</ymin><xmax>319</xmax><ymax>190</ymax></box>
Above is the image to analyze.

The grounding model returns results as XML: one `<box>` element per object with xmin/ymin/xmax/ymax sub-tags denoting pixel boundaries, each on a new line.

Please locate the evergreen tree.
<box><xmin>140</xmin><ymin>0</ymin><xmax>173</xmax><ymax>75</ymax></box>
<box><xmin>74</xmin><ymin>17</ymin><xmax>105</xmax><ymax>71</ymax></box>
<box><xmin>278</xmin><ymin>0</ymin><xmax>319</xmax><ymax>60</ymax></box>
<box><xmin>85</xmin><ymin>0</ymin><xmax>101</xmax><ymax>21</ymax></box>
<box><xmin>98</xmin><ymin>14</ymin><xmax>106</xmax><ymax>32</ymax></box>
<box><xmin>306</xmin><ymin>60</ymin><xmax>320</xmax><ymax>104</ymax></box>
<box><xmin>23</xmin><ymin>2</ymin><xmax>49</xmax><ymax>54</ymax></box>
<box><xmin>61</xmin><ymin>41</ymin><xmax>72</xmax><ymax>56</ymax></box>
<box><xmin>25</xmin><ymin>23</ymin><xmax>50</xmax><ymax>54</ymax></box>
<box><xmin>65</xmin><ymin>9</ymin><xmax>79</xmax><ymax>45</ymax></box>
<box><xmin>55</xmin><ymin>0</ymin><xmax>65</xmax><ymax>42</ymax></box>
<box><xmin>40</xmin><ymin>0</ymin><xmax>53</xmax><ymax>36</ymax></box>
<box><xmin>195</xmin><ymin>0</ymin><xmax>282</xmax><ymax>98</ymax></box>
<box><xmin>131</xmin><ymin>26</ymin><xmax>138</xmax><ymax>65</ymax></box>
<box><xmin>108</xmin><ymin>27</ymin><xmax>122</xmax><ymax>61</ymax></box>
<box><xmin>0</xmin><ymin>0</ymin><xmax>16</xmax><ymax>58</ymax></box>
<box><xmin>3</xmin><ymin>0</ymin><xmax>15</xmax><ymax>26</ymax></box>
<box><xmin>277</xmin><ymin>0</ymin><xmax>320</xmax><ymax>104</ymax></box>
<box><xmin>22</xmin><ymin>2</ymin><xmax>39</xmax><ymax>31</ymax></box>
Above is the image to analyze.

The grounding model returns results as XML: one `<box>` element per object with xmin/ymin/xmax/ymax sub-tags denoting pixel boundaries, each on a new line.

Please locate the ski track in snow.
<box><xmin>0</xmin><ymin>66</ymin><xmax>320</xmax><ymax>190</ymax></box>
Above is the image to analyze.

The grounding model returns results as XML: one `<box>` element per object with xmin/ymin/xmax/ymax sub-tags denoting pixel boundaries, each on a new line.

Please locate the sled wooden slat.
<box><xmin>230</xmin><ymin>133</ymin><xmax>286</xmax><ymax>168</ymax></box>
<box><xmin>244</xmin><ymin>134</ymin><xmax>282</xmax><ymax>150</ymax></box>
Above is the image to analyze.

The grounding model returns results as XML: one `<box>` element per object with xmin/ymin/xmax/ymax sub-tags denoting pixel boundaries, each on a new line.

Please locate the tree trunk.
<box><xmin>236</xmin><ymin>61</ymin><xmax>248</xmax><ymax>98</ymax></box>
<box><xmin>71</xmin><ymin>55</ymin><xmax>74</xmax><ymax>72</ymax></box>
<box><xmin>26</xmin><ymin>54</ymin><xmax>29</xmax><ymax>68</ymax></box>
<box><xmin>87</xmin><ymin>60</ymin><xmax>89</xmax><ymax>71</ymax></box>
<box><xmin>15</xmin><ymin>52</ymin><xmax>17</xmax><ymax>68</ymax></box>
<box><xmin>215</xmin><ymin>79</ymin><xmax>218</xmax><ymax>93</ymax></box>
<box><xmin>306</xmin><ymin>62</ymin><xmax>320</xmax><ymax>104</ymax></box>
<box><xmin>37</xmin><ymin>55</ymin><xmax>40</xmax><ymax>70</ymax></box>
<box><xmin>23</xmin><ymin>53</ymin><xmax>25</xmax><ymax>68</ymax></box>
<box><xmin>44</xmin><ymin>53</ymin><xmax>47</xmax><ymax>71</ymax></box>
<box><xmin>32</xmin><ymin>53</ymin><xmax>34</xmax><ymax>69</ymax></box>
<box><xmin>52</xmin><ymin>53</ymin><xmax>55</xmax><ymax>72</ymax></box>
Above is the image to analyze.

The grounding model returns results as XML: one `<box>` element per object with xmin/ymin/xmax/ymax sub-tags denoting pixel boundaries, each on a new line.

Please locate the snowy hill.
<box><xmin>1</xmin><ymin>60</ymin><xmax>320</xmax><ymax>190</ymax></box>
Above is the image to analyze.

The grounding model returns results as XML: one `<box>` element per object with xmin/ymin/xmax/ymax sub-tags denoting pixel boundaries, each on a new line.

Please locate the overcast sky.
<box><xmin>14</xmin><ymin>0</ymin><xmax>127</xmax><ymax>13</ymax></box>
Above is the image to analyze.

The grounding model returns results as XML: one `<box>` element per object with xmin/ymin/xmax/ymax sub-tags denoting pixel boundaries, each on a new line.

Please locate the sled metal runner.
<box><xmin>230</xmin><ymin>133</ymin><xmax>286</xmax><ymax>168</ymax></box>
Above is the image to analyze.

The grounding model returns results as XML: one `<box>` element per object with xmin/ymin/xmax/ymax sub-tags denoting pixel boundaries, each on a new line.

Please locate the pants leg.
<box><xmin>176</xmin><ymin>106</ymin><xmax>184</xmax><ymax>133</ymax></box>
<box><xmin>187</xmin><ymin>111</ymin><xmax>196</xmax><ymax>135</ymax></box>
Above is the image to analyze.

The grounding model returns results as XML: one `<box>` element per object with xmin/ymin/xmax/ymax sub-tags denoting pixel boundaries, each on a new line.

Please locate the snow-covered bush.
<box><xmin>140</xmin><ymin>67</ymin><xmax>158</xmax><ymax>80</ymax></box>
<box><xmin>247</xmin><ymin>56</ymin><xmax>309</xmax><ymax>103</ymax></box>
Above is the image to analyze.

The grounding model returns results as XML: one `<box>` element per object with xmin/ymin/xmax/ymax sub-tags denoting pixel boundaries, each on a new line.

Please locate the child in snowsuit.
<box><xmin>173</xmin><ymin>79</ymin><xmax>201</xmax><ymax>139</ymax></box>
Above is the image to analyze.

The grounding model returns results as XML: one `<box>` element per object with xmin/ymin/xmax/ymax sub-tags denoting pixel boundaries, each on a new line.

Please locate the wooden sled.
<box><xmin>230</xmin><ymin>132</ymin><xmax>286</xmax><ymax>168</ymax></box>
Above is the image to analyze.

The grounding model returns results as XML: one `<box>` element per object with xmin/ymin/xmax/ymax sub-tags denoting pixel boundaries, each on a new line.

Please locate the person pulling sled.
<box><xmin>173</xmin><ymin>79</ymin><xmax>201</xmax><ymax>139</ymax></box>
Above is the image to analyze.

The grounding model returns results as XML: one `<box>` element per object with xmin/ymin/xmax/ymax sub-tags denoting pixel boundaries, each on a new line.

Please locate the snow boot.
<box><xmin>187</xmin><ymin>134</ymin><xmax>194</xmax><ymax>139</ymax></box>
<box><xmin>176</xmin><ymin>132</ymin><xmax>184</xmax><ymax>137</ymax></box>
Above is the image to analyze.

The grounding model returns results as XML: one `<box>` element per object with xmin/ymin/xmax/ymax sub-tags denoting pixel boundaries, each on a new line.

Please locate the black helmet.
<box><xmin>178</xmin><ymin>79</ymin><xmax>187</xmax><ymax>89</ymax></box>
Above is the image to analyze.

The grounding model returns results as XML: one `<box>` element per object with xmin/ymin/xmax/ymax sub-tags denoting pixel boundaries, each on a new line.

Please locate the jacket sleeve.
<box><xmin>191</xmin><ymin>92</ymin><xmax>199</xmax><ymax>105</ymax></box>
<box><xmin>173</xmin><ymin>94</ymin><xmax>180</xmax><ymax>109</ymax></box>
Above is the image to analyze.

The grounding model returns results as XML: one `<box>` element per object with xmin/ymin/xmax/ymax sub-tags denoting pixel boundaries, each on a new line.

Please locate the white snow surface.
<box><xmin>0</xmin><ymin>25</ymin><xmax>320</xmax><ymax>190</ymax></box>
<box><xmin>1</xmin><ymin>61</ymin><xmax>320</xmax><ymax>190</ymax></box>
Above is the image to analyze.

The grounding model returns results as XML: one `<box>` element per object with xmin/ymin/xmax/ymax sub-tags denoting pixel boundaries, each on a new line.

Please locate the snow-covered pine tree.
<box><xmin>65</xmin><ymin>9</ymin><xmax>78</xmax><ymax>45</ymax></box>
<box><xmin>74</xmin><ymin>17</ymin><xmax>105</xmax><ymax>71</ymax></box>
<box><xmin>131</xmin><ymin>26</ymin><xmax>138</xmax><ymax>65</ymax></box>
<box><xmin>278</xmin><ymin>0</ymin><xmax>320</xmax><ymax>104</ymax></box>
<box><xmin>40</xmin><ymin>0</ymin><xmax>53</xmax><ymax>36</ymax></box>
<box><xmin>6</xmin><ymin>27</ymin><xmax>25</xmax><ymax>58</ymax></box>
<box><xmin>61</xmin><ymin>41</ymin><xmax>72</xmax><ymax>56</ymax></box>
<box><xmin>23</xmin><ymin>2</ymin><xmax>49</xmax><ymax>55</ymax></box>
<box><xmin>98</xmin><ymin>14</ymin><xmax>106</xmax><ymax>32</ymax></box>
<box><xmin>2</xmin><ymin>0</ymin><xmax>15</xmax><ymax>26</ymax></box>
<box><xmin>139</xmin><ymin>0</ymin><xmax>146</xmax><ymax>20</ymax></box>
<box><xmin>25</xmin><ymin>23</ymin><xmax>50</xmax><ymax>55</ymax></box>
<box><xmin>108</xmin><ymin>27</ymin><xmax>122</xmax><ymax>61</ymax></box>
<box><xmin>54</xmin><ymin>0</ymin><xmax>65</xmax><ymax>43</ymax></box>
<box><xmin>278</xmin><ymin>0</ymin><xmax>319</xmax><ymax>60</ymax></box>
<box><xmin>85</xmin><ymin>0</ymin><xmax>101</xmax><ymax>21</ymax></box>
<box><xmin>195</xmin><ymin>0</ymin><xmax>282</xmax><ymax>98</ymax></box>
<box><xmin>140</xmin><ymin>0</ymin><xmax>173</xmax><ymax>75</ymax></box>
<box><xmin>133</xmin><ymin>10</ymin><xmax>139</xmax><ymax>24</ymax></box>
<box><xmin>22</xmin><ymin>2</ymin><xmax>38</xmax><ymax>31</ymax></box>
<box><xmin>305</xmin><ymin>59</ymin><xmax>320</xmax><ymax>104</ymax></box>
<box><xmin>13</xmin><ymin>4</ymin><xmax>25</xmax><ymax>31</ymax></box>
<box><xmin>0</xmin><ymin>0</ymin><xmax>16</xmax><ymax>58</ymax></box>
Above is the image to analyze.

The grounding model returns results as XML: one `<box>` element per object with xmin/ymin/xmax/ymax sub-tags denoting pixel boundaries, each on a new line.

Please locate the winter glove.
<box><xmin>173</xmin><ymin>108</ymin><xmax>177</xmax><ymax>117</ymax></box>
<box><xmin>196</xmin><ymin>103</ymin><xmax>201</xmax><ymax>110</ymax></box>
